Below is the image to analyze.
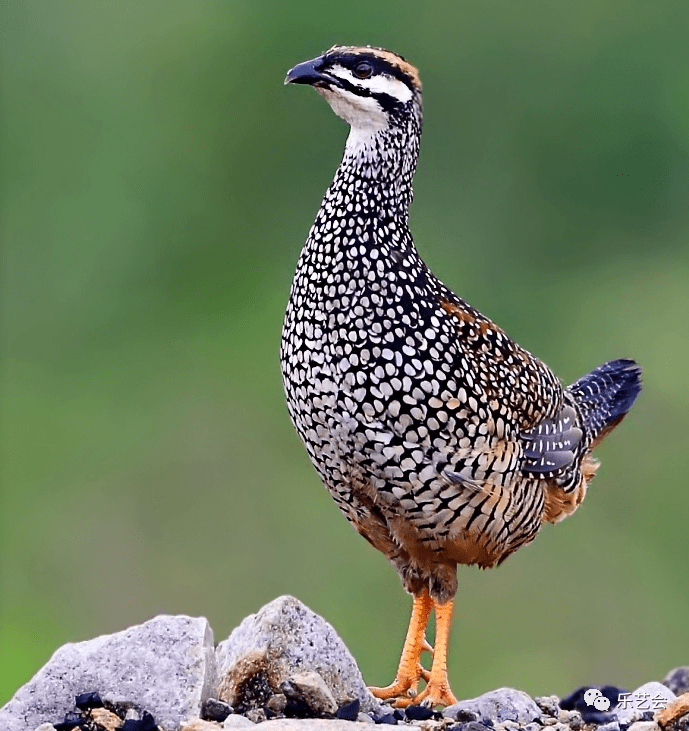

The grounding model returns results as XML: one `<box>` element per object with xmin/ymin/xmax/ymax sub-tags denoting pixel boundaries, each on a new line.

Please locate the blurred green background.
<box><xmin>2</xmin><ymin>0</ymin><xmax>688</xmax><ymax>706</ymax></box>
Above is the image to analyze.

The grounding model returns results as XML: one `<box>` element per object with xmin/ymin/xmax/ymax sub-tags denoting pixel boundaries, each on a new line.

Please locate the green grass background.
<box><xmin>2</xmin><ymin>0</ymin><xmax>688</xmax><ymax>706</ymax></box>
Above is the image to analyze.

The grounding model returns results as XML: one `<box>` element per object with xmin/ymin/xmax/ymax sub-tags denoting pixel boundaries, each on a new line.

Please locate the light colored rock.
<box><xmin>597</xmin><ymin>722</ymin><xmax>621</xmax><ymax>731</ymax></box>
<box><xmin>656</xmin><ymin>693</ymin><xmax>689</xmax><ymax>728</ymax></box>
<box><xmin>223</xmin><ymin>715</ymin><xmax>256</xmax><ymax>729</ymax></box>
<box><xmin>617</xmin><ymin>683</ymin><xmax>676</xmax><ymax>726</ymax></box>
<box><xmin>444</xmin><ymin>687</ymin><xmax>542</xmax><ymax>723</ymax></box>
<box><xmin>282</xmin><ymin>672</ymin><xmax>338</xmax><ymax>715</ymax></box>
<box><xmin>89</xmin><ymin>707</ymin><xmax>123</xmax><ymax>730</ymax></box>
<box><xmin>535</xmin><ymin>696</ymin><xmax>560</xmax><ymax>717</ymax></box>
<box><xmin>251</xmin><ymin>722</ymin><xmax>398</xmax><ymax>731</ymax></box>
<box><xmin>216</xmin><ymin>596</ymin><xmax>379</xmax><ymax>713</ymax></box>
<box><xmin>32</xmin><ymin>725</ymin><xmax>56</xmax><ymax>731</ymax></box>
<box><xmin>0</xmin><ymin>615</ymin><xmax>216</xmax><ymax>731</ymax></box>
<box><xmin>628</xmin><ymin>722</ymin><xmax>660</xmax><ymax>731</ymax></box>
<box><xmin>181</xmin><ymin>721</ymin><xmax>222</xmax><ymax>731</ymax></box>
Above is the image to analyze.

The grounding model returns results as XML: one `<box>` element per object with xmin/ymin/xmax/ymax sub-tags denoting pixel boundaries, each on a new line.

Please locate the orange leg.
<box><xmin>369</xmin><ymin>589</ymin><xmax>434</xmax><ymax>701</ymax></box>
<box><xmin>395</xmin><ymin>597</ymin><xmax>458</xmax><ymax>707</ymax></box>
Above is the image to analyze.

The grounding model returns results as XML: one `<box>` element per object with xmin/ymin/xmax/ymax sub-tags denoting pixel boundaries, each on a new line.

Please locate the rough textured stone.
<box><xmin>628</xmin><ymin>723</ymin><xmax>660</xmax><ymax>731</ymax></box>
<box><xmin>598</xmin><ymin>723</ymin><xmax>621</xmax><ymax>731</ymax></box>
<box><xmin>223</xmin><ymin>714</ymin><xmax>256</xmax><ymax>729</ymax></box>
<box><xmin>216</xmin><ymin>596</ymin><xmax>379</xmax><ymax>714</ymax></box>
<box><xmin>252</xmin><ymin>722</ymin><xmax>394</xmax><ymax>731</ymax></box>
<box><xmin>662</xmin><ymin>671</ymin><xmax>689</xmax><ymax>698</ymax></box>
<box><xmin>444</xmin><ymin>688</ymin><xmax>541</xmax><ymax>724</ymax></box>
<box><xmin>535</xmin><ymin>696</ymin><xmax>560</xmax><ymax>717</ymax></box>
<box><xmin>617</xmin><ymin>683</ymin><xmax>676</xmax><ymax>727</ymax></box>
<box><xmin>182</xmin><ymin>721</ymin><xmax>224</xmax><ymax>731</ymax></box>
<box><xmin>281</xmin><ymin>672</ymin><xmax>338</xmax><ymax>716</ymax></box>
<box><xmin>89</xmin><ymin>707</ymin><xmax>123</xmax><ymax>730</ymax></box>
<box><xmin>0</xmin><ymin>615</ymin><xmax>216</xmax><ymax>731</ymax></box>
<box><xmin>656</xmin><ymin>694</ymin><xmax>689</xmax><ymax>728</ymax></box>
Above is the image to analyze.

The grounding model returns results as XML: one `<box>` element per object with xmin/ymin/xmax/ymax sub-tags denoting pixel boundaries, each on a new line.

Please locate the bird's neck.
<box><xmin>335</xmin><ymin>122</ymin><xmax>420</xmax><ymax>222</ymax></box>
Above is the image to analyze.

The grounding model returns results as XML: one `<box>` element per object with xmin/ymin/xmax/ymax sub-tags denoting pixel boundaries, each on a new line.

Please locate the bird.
<box><xmin>280</xmin><ymin>45</ymin><xmax>642</xmax><ymax>708</ymax></box>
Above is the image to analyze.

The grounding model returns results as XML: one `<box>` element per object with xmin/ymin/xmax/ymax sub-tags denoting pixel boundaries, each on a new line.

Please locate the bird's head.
<box><xmin>285</xmin><ymin>46</ymin><xmax>422</xmax><ymax>138</ymax></box>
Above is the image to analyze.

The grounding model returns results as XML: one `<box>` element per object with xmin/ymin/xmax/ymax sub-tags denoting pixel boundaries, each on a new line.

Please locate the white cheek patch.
<box><xmin>329</xmin><ymin>65</ymin><xmax>414</xmax><ymax>104</ymax></box>
<box><xmin>319</xmin><ymin>87</ymin><xmax>387</xmax><ymax>132</ymax></box>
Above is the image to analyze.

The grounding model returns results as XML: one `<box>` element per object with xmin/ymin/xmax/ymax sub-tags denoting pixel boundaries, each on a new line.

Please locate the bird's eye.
<box><xmin>353</xmin><ymin>62</ymin><xmax>373</xmax><ymax>79</ymax></box>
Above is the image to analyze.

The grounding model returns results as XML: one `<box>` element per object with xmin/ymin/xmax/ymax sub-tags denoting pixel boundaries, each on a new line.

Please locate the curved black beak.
<box><xmin>284</xmin><ymin>55</ymin><xmax>341</xmax><ymax>88</ymax></box>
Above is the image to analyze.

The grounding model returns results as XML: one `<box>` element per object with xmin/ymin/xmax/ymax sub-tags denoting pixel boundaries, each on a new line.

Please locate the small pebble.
<box><xmin>203</xmin><ymin>698</ymin><xmax>234</xmax><ymax>723</ymax></box>
<box><xmin>245</xmin><ymin>708</ymin><xmax>268</xmax><ymax>724</ymax></box>
<box><xmin>222</xmin><ymin>714</ymin><xmax>256</xmax><ymax>729</ymax></box>
<box><xmin>558</xmin><ymin>709</ymin><xmax>583</xmax><ymax>729</ymax></box>
<box><xmin>628</xmin><ymin>722</ymin><xmax>660</xmax><ymax>731</ymax></box>
<box><xmin>53</xmin><ymin>712</ymin><xmax>82</xmax><ymax>731</ymax></box>
<box><xmin>597</xmin><ymin>722</ymin><xmax>621</xmax><ymax>731</ymax></box>
<box><xmin>406</xmin><ymin>705</ymin><xmax>434</xmax><ymax>721</ymax></box>
<box><xmin>121</xmin><ymin>711</ymin><xmax>158</xmax><ymax>731</ymax></box>
<box><xmin>266</xmin><ymin>694</ymin><xmax>287</xmax><ymax>714</ymax></box>
<box><xmin>375</xmin><ymin>711</ymin><xmax>398</xmax><ymax>724</ymax></box>
<box><xmin>453</xmin><ymin>711</ymin><xmax>480</xmax><ymax>723</ymax></box>
<box><xmin>75</xmin><ymin>691</ymin><xmax>104</xmax><ymax>710</ymax></box>
<box><xmin>535</xmin><ymin>697</ymin><xmax>560</xmax><ymax>717</ymax></box>
<box><xmin>523</xmin><ymin>723</ymin><xmax>542</xmax><ymax>731</ymax></box>
<box><xmin>337</xmin><ymin>698</ymin><xmax>361</xmax><ymax>721</ymax></box>
<box><xmin>358</xmin><ymin>712</ymin><xmax>375</xmax><ymax>723</ymax></box>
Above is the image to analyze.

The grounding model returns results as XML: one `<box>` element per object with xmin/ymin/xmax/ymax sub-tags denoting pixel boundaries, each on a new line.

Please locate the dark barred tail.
<box><xmin>567</xmin><ymin>358</ymin><xmax>642</xmax><ymax>444</ymax></box>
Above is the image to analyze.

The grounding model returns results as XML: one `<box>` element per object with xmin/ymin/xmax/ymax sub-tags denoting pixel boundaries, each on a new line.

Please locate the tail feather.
<box><xmin>567</xmin><ymin>358</ymin><xmax>642</xmax><ymax>443</ymax></box>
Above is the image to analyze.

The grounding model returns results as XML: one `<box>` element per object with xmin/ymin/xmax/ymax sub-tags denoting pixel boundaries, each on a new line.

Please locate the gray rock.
<box><xmin>628</xmin><ymin>723</ymin><xmax>660</xmax><ymax>731</ymax></box>
<box><xmin>254</xmin><ymin>722</ymin><xmax>399</xmax><ymax>731</ymax></box>
<box><xmin>0</xmin><ymin>615</ymin><xmax>216</xmax><ymax>731</ymax></box>
<box><xmin>617</xmin><ymin>683</ymin><xmax>676</xmax><ymax>727</ymax></box>
<box><xmin>535</xmin><ymin>696</ymin><xmax>560</xmax><ymax>717</ymax></box>
<box><xmin>598</xmin><ymin>722</ymin><xmax>621</xmax><ymax>731</ymax></box>
<box><xmin>223</xmin><ymin>714</ymin><xmax>257</xmax><ymax>729</ymax></box>
<box><xmin>216</xmin><ymin>596</ymin><xmax>379</xmax><ymax>713</ymax></box>
<box><xmin>32</xmin><ymin>726</ymin><xmax>57</xmax><ymax>731</ymax></box>
<box><xmin>445</xmin><ymin>688</ymin><xmax>542</xmax><ymax>724</ymax></box>
<box><xmin>523</xmin><ymin>723</ymin><xmax>543</xmax><ymax>731</ymax></box>
<box><xmin>558</xmin><ymin>709</ymin><xmax>584</xmax><ymax>729</ymax></box>
<box><xmin>662</xmin><ymin>669</ymin><xmax>689</xmax><ymax>697</ymax></box>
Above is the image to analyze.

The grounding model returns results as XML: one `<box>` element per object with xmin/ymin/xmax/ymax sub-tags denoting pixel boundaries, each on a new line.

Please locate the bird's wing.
<box><xmin>519</xmin><ymin>404</ymin><xmax>583</xmax><ymax>474</ymax></box>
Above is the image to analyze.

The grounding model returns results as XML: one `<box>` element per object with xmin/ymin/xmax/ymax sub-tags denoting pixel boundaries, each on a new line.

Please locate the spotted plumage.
<box><xmin>281</xmin><ymin>46</ymin><xmax>641</xmax><ymax>705</ymax></box>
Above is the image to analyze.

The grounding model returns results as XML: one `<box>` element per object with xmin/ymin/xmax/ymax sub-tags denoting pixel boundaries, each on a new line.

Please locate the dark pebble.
<box><xmin>121</xmin><ymin>711</ymin><xmax>158</xmax><ymax>731</ymax></box>
<box><xmin>75</xmin><ymin>691</ymin><xmax>104</xmax><ymax>710</ymax></box>
<box><xmin>393</xmin><ymin>708</ymin><xmax>405</xmax><ymax>721</ymax></box>
<box><xmin>54</xmin><ymin>712</ymin><xmax>84</xmax><ymax>731</ymax></box>
<box><xmin>375</xmin><ymin>712</ymin><xmax>398</xmax><ymax>724</ymax></box>
<box><xmin>452</xmin><ymin>711</ymin><xmax>479</xmax><ymax>723</ymax></box>
<box><xmin>336</xmin><ymin>699</ymin><xmax>361</xmax><ymax>721</ymax></box>
<box><xmin>202</xmin><ymin>697</ymin><xmax>233</xmax><ymax>722</ymax></box>
<box><xmin>448</xmin><ymin>723</ymin><xmax>493</xmax><ymax>731</ymax></box>
<box><xmin>406</xmin><ymin>705</ymin><xmax>434</xmax><ymax>721</ymax></box>
<box><xmin>284</xmin><ymin>698</ymin><xmax>315</xmax><ymax>718</ymax></box>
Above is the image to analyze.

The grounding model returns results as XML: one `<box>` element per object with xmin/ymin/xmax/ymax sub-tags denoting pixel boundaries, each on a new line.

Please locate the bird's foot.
<box><xmin>392</xmin><ymin>672</ymin><xmax>457</xmax><ymax>708</ymax></box>
<box><xmin>369</xmin><ymin>661</ymin><xmax>432</xmax><ymax>702</ymax></box>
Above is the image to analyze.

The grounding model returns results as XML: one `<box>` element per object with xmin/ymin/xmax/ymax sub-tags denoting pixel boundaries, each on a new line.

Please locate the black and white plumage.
<box><xmin>280</xmin><ymin>46</ymin><xmax>641</xmax><ymax>706</ymax></box>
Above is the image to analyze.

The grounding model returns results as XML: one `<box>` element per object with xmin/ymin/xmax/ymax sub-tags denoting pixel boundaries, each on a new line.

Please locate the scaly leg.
<box><xmin>369</xmin><ymin>589</ymin><xmax>434</xmax><ymax>701</ymax></box>
<box><xmin>394</xmin><ymin>598</ymin><xmax>458</xmax><ymax>708</ymax></box>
